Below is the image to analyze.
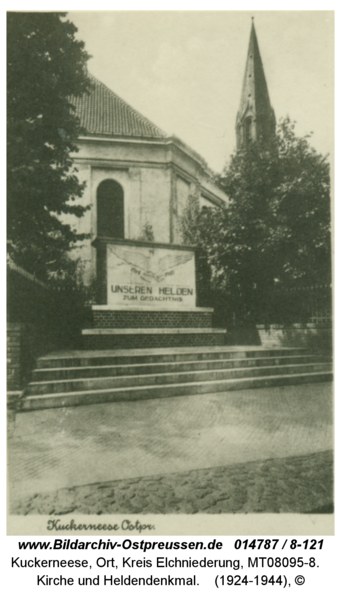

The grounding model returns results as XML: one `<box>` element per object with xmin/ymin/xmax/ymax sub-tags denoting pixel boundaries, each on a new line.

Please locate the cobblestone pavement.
<box><xmin>8</xmin><ymin>383</ymin><xmax>333</xmax><ymax>513</ymax></box>
<box><xmin>12</xmin><ymin>451</ymin><xmax>333</xmax><ymax>515</ymax></box>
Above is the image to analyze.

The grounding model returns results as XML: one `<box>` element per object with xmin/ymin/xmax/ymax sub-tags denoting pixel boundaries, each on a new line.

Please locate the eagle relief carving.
<box><xmin>108</xmin><ymin>246</ymin><xmax>193</xmax><ymax>284</ymax></box>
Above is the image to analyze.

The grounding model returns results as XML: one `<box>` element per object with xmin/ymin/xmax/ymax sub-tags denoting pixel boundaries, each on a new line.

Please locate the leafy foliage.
<box><xmin>138</xmin><ymin>222</ymin><xmax>155</xmax><ymax>243</ymax></box>
<box><xmin>181</xmin><ymin>118</ymin><xmax>331</xmax><ymax>326</ymax></box>
<box><xmin>47</xmin><ymin>256</ymin><xmax>94</xmax><ymax>347</ymax></box>
<box><xmin>7</xmin><ymin>12</ymin><xmax>93</xmax><ymax>281</ymax></box>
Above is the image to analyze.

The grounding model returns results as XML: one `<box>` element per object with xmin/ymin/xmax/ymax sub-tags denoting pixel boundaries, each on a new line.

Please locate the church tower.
<box><xmin>236</xmin><ymin>19</ymin><xmax>276</xmax><ymax>149</ymax></box>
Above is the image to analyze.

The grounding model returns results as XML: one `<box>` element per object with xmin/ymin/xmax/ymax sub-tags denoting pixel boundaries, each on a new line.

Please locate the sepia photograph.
<box><xmin>7</xmin><ymin>10</ymin><xmax>334</xmax><ymax>535</ymax></box>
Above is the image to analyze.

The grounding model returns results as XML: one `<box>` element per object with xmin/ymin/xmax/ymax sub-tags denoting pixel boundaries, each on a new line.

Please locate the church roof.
<box><xmin>71</xmin><ymin>74</ymin><xmax>167</xmax><ymax>139</ymax></box>
<box><xmin>237</xmin><ymin>20</ymin><xmax>274</xmax><ymax>123</ymax></box>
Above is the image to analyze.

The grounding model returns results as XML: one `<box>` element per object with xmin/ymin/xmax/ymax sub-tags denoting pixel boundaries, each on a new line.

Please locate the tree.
<box><xmin>7</xmin><ymin>12</ymin><xmax>93</xmax><ymax>281</ymax></box>
<box><xmin>181</xmin><ymin>118</ymin><xmax>331</xmax><ymax>327</ymax></box>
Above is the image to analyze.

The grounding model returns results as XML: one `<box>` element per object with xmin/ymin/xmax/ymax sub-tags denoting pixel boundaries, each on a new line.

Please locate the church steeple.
<box><xmin>236</xmin><ymin>19</ymin><xmax>276</xmax><ymax>149</ymax></box>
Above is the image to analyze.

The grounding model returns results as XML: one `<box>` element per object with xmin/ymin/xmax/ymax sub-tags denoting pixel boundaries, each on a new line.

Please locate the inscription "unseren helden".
<box><xmin>111</xmin><ymin>285</ymin><xmax>193</xmax><ymax>296</ymax></box>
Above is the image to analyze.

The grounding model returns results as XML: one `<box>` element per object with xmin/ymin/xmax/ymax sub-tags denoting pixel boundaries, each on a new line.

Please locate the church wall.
<box><xmin>170</xmin><ymin>146</ymin><xmax>202</xmax><ymax>181</ymax></box>
<box><xmin>170</xmin><ymin>144</ymin><xmax>228</xmax><ymax>208</ymax></box>
<box><xmin>66</xmin><ymin>137</ymin><xmax>228</xmax><ymax>285</ymax></box>
<box><xmin>200</xmin><ymin>179</ymin><xmax>228</xmax><ymax>207</ymax></box>
<box><xmin>200</xmin><ymin>195</ymin><xmax>216</xmax><ymax>209</ymax></box>
<box><xmin>134</xmin><ymin>166</ymin><xmax>172</xmax><ymax>243</ymax></box>
<box><xmin>172</xmin><ymin>176</ymin><xmax>191</xmax><ymax>243</ymax></box>
<box><xmin>67</xmin><ymin>147</ymin><xmax>174</xmax><ymax>284</ymax></box>
<box><xmin>74</xmin><ymin>138</ymin><xmax>170</xmax><ymax>166</ymax></box>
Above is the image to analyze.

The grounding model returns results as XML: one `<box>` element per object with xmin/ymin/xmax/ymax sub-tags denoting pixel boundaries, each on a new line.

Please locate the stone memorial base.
<box><xmin>82</xmin><ymin>306</ymin><xmax>226</xmax><ymax>349</ymax></box>
<box><xmin>83</xmin><ymin>237</ymin><xmax>226</xmax><ymax>349</ymax></box>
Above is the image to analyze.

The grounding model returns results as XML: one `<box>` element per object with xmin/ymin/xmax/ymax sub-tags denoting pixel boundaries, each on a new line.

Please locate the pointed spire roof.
<box><xmin>236</xmin><ymin>19</ymin><xmax>276</xmax><ymax>148</ymax></box>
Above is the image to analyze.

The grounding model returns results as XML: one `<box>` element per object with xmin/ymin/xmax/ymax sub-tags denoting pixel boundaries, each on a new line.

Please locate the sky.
<box><xmin>68</xmin><ymin>10</ymin><xmax>334</xmax><ymax>173</ymax></box>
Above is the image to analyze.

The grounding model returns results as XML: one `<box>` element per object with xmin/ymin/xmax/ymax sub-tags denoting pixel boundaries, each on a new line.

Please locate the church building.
<box><xmin>68</xmin><ymin>75</ymin><xmax>229</xmax><ymax>285</ymax></box>
<box><xmin>66</xmin><ymin>19</ymin><xmax>278</xmax><ymax>286</ymax></box>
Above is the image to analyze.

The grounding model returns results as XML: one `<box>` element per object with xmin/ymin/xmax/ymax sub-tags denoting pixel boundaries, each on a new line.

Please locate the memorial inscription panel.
<box><xmin>107</xmin><ymin>243</ymin><xmax>196</xmax><ymax>309</ymax></box>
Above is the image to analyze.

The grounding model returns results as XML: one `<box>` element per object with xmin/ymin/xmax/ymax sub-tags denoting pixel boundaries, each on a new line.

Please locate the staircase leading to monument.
<box><xmin>19</xmin><ymin>346</ymin><xmax>332</xmax><ymax>411</ymax></box>
<box><xmin>17</xmin><ymin>238</ymin><xmax>332</xmax><ymax>412</ymax></box>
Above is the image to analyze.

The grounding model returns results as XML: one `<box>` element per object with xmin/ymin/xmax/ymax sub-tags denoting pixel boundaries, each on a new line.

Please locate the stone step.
<box><xmin>82</xmin><ymin>327</ymin><xmax>227</xmax><ymax>350</ymax></box>
<box><xmin>20</xmin><ymin>371</ymin><xmax>333</xmax><ymax>412</ymax></box>
<box><xmin>32</xmin><ymin>354</ymin><xmax>326</xmax><ymax>381</ymax></box>
<box><xmin>36</xmin><ymin>346</ymin><xmax>311</xmax><ymax>369</ymax></box>
<box><xmin>27</xmin><ymin>362</ymin><xmax>332</xmax><ymax>395</ymax></box>
<box><xmin>82</xmin><ymin>327</ymin><xmax>226</xmax><ymax>334</ymax></box>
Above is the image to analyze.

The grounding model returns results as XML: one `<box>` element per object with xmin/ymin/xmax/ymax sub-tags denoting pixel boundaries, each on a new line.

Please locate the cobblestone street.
<box><xmin>8</xmin><ymin>383</ymin><xmax>333</xmax><ymax>515</ymax></box>
<box><xmin>12</xmin><ymin>451</ymin><xmax>333</xmax><ymax>515</ymax></box>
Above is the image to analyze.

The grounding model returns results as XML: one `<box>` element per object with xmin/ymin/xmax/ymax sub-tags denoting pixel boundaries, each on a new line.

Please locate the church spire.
<box><xmin>236</xmin><ymin>19</ymin><xmax>276</xmax><ymax>149</ymax></box>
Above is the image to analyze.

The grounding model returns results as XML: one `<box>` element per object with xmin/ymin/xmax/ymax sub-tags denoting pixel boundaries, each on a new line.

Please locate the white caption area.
<box><xmin>5</xmin><ymin>535</ymin><xmax>338</xmax><ymax>599</ymax></box>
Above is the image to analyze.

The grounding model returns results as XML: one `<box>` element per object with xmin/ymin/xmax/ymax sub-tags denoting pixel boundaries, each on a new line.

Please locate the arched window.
<box><xmin>97</xmin><ymin>179</ymin><xmax>124</xmax><ymax>239</ymax></box>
